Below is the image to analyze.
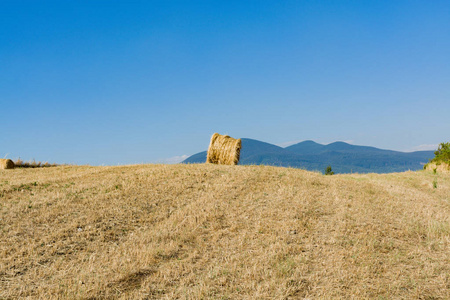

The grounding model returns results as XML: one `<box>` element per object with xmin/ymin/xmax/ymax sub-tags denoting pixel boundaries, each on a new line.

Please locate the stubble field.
<box><xmin>0</xmin><ymin>164</ymin><xmax>449</xmax><ymax>299</ymax></box>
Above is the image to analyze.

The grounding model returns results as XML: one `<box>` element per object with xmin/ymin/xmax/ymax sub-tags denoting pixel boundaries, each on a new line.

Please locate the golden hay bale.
<box><xmin>206</xmin><ymin>133</ymin><xmax>242</xmax><ymax>165</ymax></box>
<box><xmin>0</xmin><ymin>159</ymin><xmax>15</xmax><ymax>170</ymax></box>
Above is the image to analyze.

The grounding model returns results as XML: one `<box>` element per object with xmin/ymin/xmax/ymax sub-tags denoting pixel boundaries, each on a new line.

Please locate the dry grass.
<box><xmin>0</xmin><ymin>159</ymin><xmax>15</xmax><ymax>170</ymax></box>
<box><xmin>14</xmin><ymin>158</ymin><xmax>58</xmax><ymax>168</ymax></box>
<box><xmin>206</xmin><ymin>133</ymin><xmax>241</xmax><ymax>165</ymax></box>
<box><xmin>426</xmin><ymin>162</ymin><xmax>450</xmax><ymax>174</ymax></box>
<box><xmin>0</xmin><ymin>164</ymin><xmax>449</xmax><ymax>299</ymax></box>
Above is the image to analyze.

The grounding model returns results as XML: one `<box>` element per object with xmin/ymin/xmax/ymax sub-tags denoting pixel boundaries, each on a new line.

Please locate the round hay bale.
<box><xmin>206</xmin><ymin>133</ymin><xmax>242</xmax><ymax>165</ymax></box>
<box><xmin>0</xmin><ymin>159</ymin><xmax>15</xmax><ymax>170</ymax></box>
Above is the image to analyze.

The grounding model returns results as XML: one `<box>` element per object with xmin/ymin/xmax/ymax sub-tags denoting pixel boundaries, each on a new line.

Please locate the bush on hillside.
<box><xmin>431</xmin><ymin>142</ymin><xmax>450</xmax><ymax>164</ymax></box>
<box><xmin>325</xmin><ymin>165</ymin><xmax>334</xmax><ymax>175</ymax></box>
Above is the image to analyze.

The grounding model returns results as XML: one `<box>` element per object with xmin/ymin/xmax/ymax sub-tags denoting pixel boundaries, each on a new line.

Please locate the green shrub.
<box><xmin>431</xmin><ymin>142</ymin><xmax>450</xmax><ymax>164</ymax></box>
<box><xmin>325</xmin><ymin>165</ymin><xmax>334</xmax><ymax>175</ymax></box>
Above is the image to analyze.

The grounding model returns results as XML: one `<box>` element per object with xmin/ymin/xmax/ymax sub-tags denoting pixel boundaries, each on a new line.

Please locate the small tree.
<box><xmin>325</xmin><ymin>165</ymin><xmax>334</xmax><ymax>175</ymax></box>
<box><xmin>432</xmin><ymin>142</ymin><xmax>450</xmax><ymax>164</ymax></box>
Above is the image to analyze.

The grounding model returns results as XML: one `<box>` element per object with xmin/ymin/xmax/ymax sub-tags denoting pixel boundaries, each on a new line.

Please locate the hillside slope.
<box><xmin>1</xmin><ymin>165</ymin><xmax>449</xmax><ymax>299</ymax></box>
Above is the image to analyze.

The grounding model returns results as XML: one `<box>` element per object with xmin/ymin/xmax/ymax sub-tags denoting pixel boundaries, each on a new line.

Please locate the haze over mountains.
<box><xmin>182</xmin><ymin>139</ymin><xmax>434</xmax><ymax>174</ymax></box>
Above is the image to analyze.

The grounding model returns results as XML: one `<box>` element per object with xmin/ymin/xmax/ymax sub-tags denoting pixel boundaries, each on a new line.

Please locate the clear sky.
<box><xmin>1</xmin><ymin>1</ymin><xmax>449</xmax><ymax>165</ymax></box>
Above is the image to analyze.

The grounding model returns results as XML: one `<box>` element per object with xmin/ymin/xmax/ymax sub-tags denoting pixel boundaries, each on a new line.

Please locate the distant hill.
<box><xmin>182</xmin><ymin>139</ymin><xmax>434</xmax><ymax>174</ymax></box>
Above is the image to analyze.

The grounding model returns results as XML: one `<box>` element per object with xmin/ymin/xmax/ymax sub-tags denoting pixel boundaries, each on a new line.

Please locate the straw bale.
<box><xmin>206</xmin><ymin>133</ymin><xmax>242</xmax><ymax>165</ymax></box>
<box><xmin>0</xmin><ymin>159</ymin><xmax>15</xmax><ymax>170</ymax></box>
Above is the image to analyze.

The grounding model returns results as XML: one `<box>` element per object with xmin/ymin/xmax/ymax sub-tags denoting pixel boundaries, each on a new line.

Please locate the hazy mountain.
<box><xmin>283</xmin><ymin>140</ymin><xmax>325</xmax><ymax>154</ymax></box>
<box><xmin>182</xmin><ymin>139</ymin><xmax>434</xmax><ymax>174</ymax></box>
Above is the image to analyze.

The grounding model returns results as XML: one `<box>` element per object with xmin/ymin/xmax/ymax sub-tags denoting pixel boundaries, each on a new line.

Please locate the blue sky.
<box><xmin>1</xmin><ymin>1</ymin><xmax>449</xmax><ymax>165</ymax></box>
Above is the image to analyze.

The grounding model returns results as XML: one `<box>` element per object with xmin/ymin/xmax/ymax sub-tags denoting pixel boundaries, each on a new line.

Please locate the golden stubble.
<box><xmin>0</xmin><ymin>164</ymin><xmax>448</xmax><ymax>299</ymax></box>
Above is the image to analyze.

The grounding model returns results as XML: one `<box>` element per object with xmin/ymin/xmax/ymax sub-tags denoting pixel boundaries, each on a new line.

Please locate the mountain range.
<box><xmin>182</xmin><ymin>139</ymin><xmax>434</xmax><ymax>174</ymax></box>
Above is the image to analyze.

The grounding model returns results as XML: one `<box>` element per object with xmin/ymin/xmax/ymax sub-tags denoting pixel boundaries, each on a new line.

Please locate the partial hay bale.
<box><xmin>425</xmin><ymin>162</ymin><xmax>450</xmax><ymax>173</ymax></box>
<box><xmin>206</xmin><ymin>133</ymin><xmax>242</xmax><ymax>165</ymax></box>
<box><xmin>0</xmin><ymin>159</ymin><xmax>15</xmax><ymax>170</ymax></box>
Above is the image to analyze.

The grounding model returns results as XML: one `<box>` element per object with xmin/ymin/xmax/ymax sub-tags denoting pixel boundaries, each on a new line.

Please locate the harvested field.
<box><xmin>0</xmin><ymin>164</ymin><xmax>449</xmax><ymax>299</ymax></box>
